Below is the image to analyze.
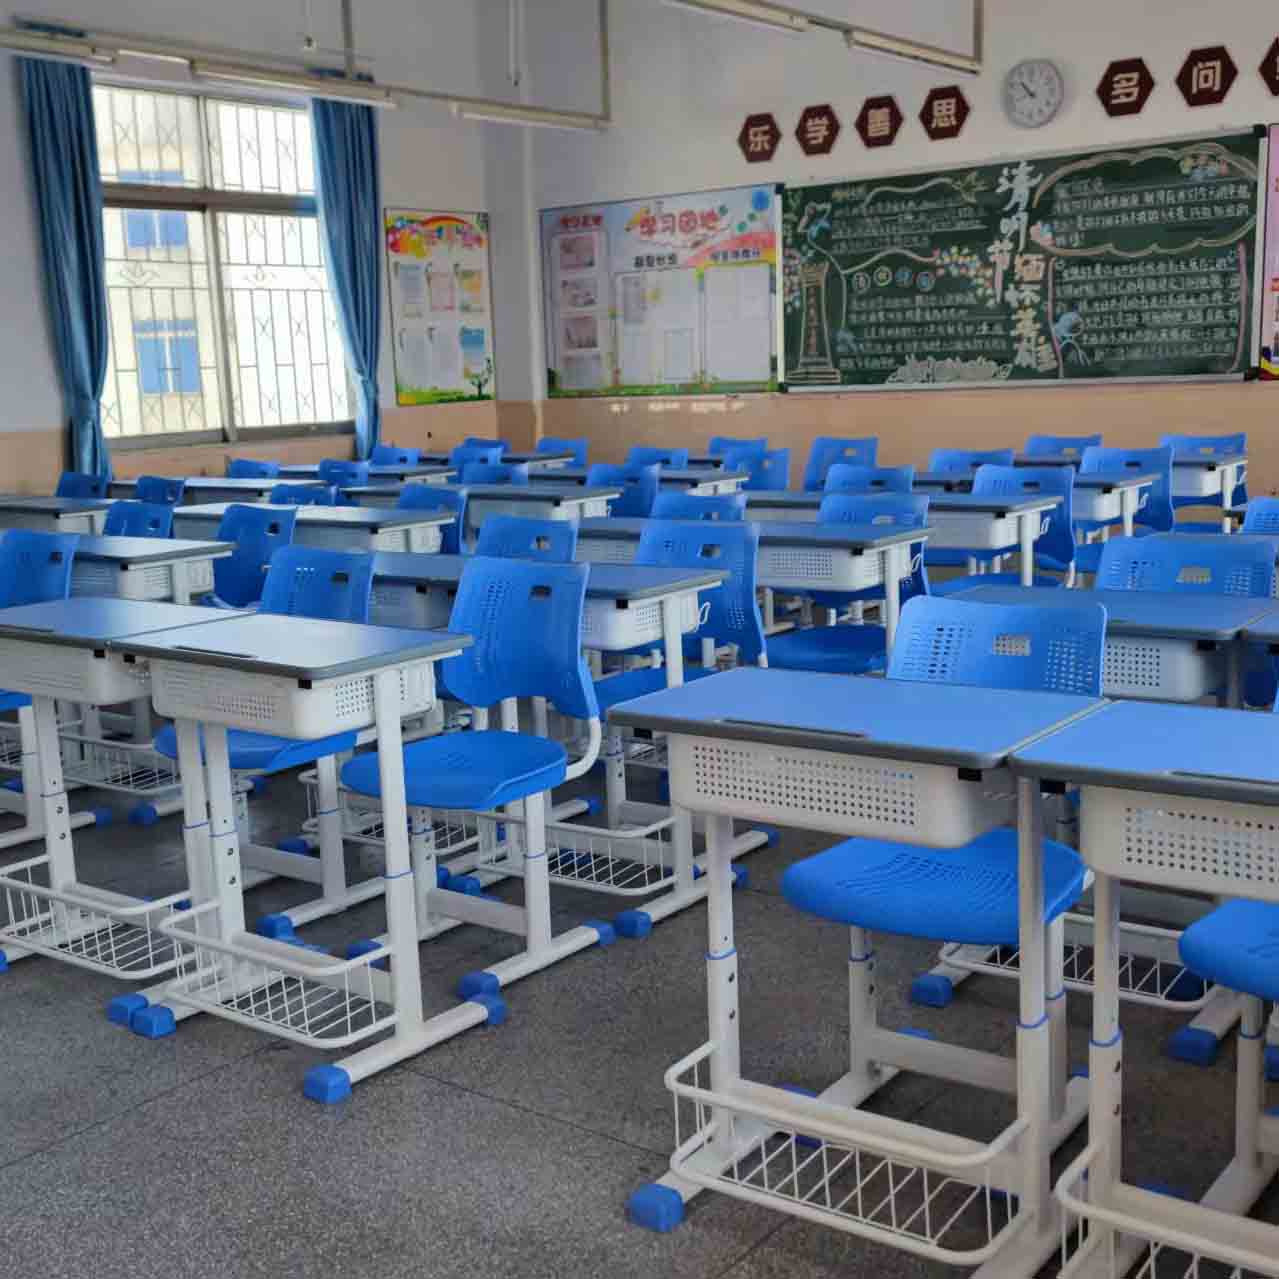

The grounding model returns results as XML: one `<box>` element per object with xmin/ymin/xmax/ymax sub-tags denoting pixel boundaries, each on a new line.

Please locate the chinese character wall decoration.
<box><xmin>795</xmin><ymin>104</ymin><xmax>840</xmax><ymax>157</ymax></box>
<box><xmin>855</xmin><ymin>96</ymin><xmax>903</xmax><ymax>148</ymax></box>
<box><xmin>920</xmin><ymin>86</ymin><xmax>970</xmax><ymax>141</ymax></box>
<box><xmin>1176</xmin><ymin>46</ymin><xmax>1237</xmax><ymax>107</ymax></box>
<box><xmin>1096</xmin><ymin>58</ymin><xmax>1155</xmax><ymax>117</ymax></box>
<box><xmin>738</xmin><ymin>113</ymin><xmax>781</xmax><ymax>163</ymax></box>
<box><xmin>1260</xmin><ymin>37</ymin><xmax>1279</xmax><ymax>95</ymax></box>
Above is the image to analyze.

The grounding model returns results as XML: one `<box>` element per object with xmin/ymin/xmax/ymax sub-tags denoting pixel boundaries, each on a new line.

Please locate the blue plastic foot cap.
<box><xmin>758</xmin><ymin>824</ymin><xmax>782</xmax><ymax>848</ymax></box>
<box><xmin>692</xmin><ymin>865</ymin><xmax>705</xmax><ymax>880</ymax></box>
<box><xmin>657</xmin><ymin>778</ymin><xmax>670</xmax><ymax>803</ymax></box>
<box><xmin>778</xmin><ymin>1084</ymin><xmax>822</xmax><ymax>1149</ymax></box>
<box><xmin>129</xmin><ymin>803</ymin><xmax>159</xmax><ymax>827</ymax></box>
<box><xmin>249</xmin><ymin>776</ymin><xmax>269</xmax><ymax>795</ymax></box>
<box><xmin>1166</xmin><ymin>1026</ymin><xmax>1220</xmax><ymax>1067</ymax></box>
<box><xmin>130</xmin><ymin>1004</ymin><xmax>176</xmax><ymax>1038</ymax></box>
<box><xmin>615</xmin><ymin>909</ymin><xmax>653</xmax><ymax>939</ymax></box>
<box><xmin>898</xmin><ymin>1026</ymin><xmax>937</xmax><ymax>1041</ymax></box>
<box><xmin>107</xmin><ymin>993</ymin><xmax>149</xmax><ymax>1026</ymax></box>
<box><xmin>1069</xmin><ymin>1066</ymin><xmax>1090</xmax><ymax>1080</ymax></box>
<box><xmin>909</xmin><ymin>974</ymin><xmax>954</xmax><ymax>1008</ymax></box>
<box><xmin>731</xmin><ymin>865</ymin><xmax>749</xmax><ymax>889</ymax></box>
<box><xmin>256</xmin><ymin>913</ymin><xmax>297</xmax><ymax>940</ymax></box>
<box><xmin>2</xmin><ymin>777</ymin><xmax>22</xmax><ymax>792</ymax></box>
<box><xmin>627</xmin><ymin>1184</ymin><xmax>684</xmax><ymax>1233</ymax></box>
<box><xmin>1266</xmin><ymin>1046</ymin><xmax>1279</xmax><ymax>1083</ymax></box>
<box><xmin>586</xmin><ymin>920</ymin><xmax>616</xmax><ymax>948</ymax></box>
<box><xmin>276</xmin><ymin>836</ymin><xmax>312</xmax><ymax>855</ymax></box>
<box><xmin>1138</xmin><ymin>1180</ymin><xmax>1193</xmax><ymax>1201</ymax></box>
<box><xmin>583</xmin><ymin>796</ymin><xmax>602</xmax><ymax>816</ymax></box>
<box><xmin>0</xmin><ymin>949</ymin><xmax>7</xmax><ymax>973</ymax></box>
<box><xmin>435</xmin><ymin>865</ymin><xmax>451</xmax><ymax>888</ymax></box>
<box><xmin>468</xmin><ymin>992</ymin><xmax>507</xmax><ymax>1026</ymax></box>
<box><xmin>457</xmin><ymin>970</ymin><xmax>500</xmax><ymax>999</ymax></box>
<box><xmin>91</xmin><ymin>806</ymin><xmax>113</xmax><ymax>827</ymax></box>
<box><xmin>345</xmin><ymin>939</ymin><xmax>390</xmax><ymax>972</ymax></box>
<box><xmin>446</xmin><ymin>874</ymin><xmax>484</xmax><ymax>896</ymax></box>
<box><xmin>303</xmin><ymin>1064</ymin><xmax>352</xmax><ymax>1104</ymax></box>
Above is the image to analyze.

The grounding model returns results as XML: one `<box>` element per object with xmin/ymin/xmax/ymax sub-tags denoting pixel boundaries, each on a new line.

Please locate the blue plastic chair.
<box><xmin>476</xmin><ymin>515</ymin><xmax>577</xmax><ymax>562</ymax></box>
<box><xmin>824</xmin><ymin>464</ymin><xmax>914</xmax><ymax>495</ymax></box>
<box><xmin>1077</xmin><ymin>445</ymin><xmax>1174</xmax><ymax>533</ymax></box>
<box><xmin>627</xmin><ymin>446</ymin><xmax>689</xmax><ymax>470</ymax></box>
<box><xmin>537</xmin><ymin>436</ymin><xmax>589</xmax><ymax>466</ymax></box>
<box><xmin>269</xmin><ymin>484</ymin><xmax>340</xmax><ymax>506</ymax></box>
<box><xmin>802</xmin><ymin>437</ymin><xmax>878</xmax><ymax>491</ymax></box>
<box><xmin>1096</xmin><ymin>534</ymin><xmax>1274</xmax><ymax>598</ymax></box>
<box><xmin>1161</xmin><ymin>432</ymin><xmax>1248</xmax><ymax>510</ymax></box>
<box><xmin>449</xmin><ymin>444</ymin><xmax>504</xmax><ymax>470</ymax></box>
<box><xmin>650</xmin><ymin>493</ymin><xmax>746</xmax><ymax>521</ymax></box>
<box><xmin>463</xmin><ymin>437</ymin><xmax>508</xmax><ymax>454</ymax></box>
<box><xmin>55</xmin><ymin>471</ymin><xmax>108</xmax><ymax>499</ymax></box>
<box><xmin>317</xmin><ymin>459</ymin><xmax>369</xmax><ymax>491</ymax></box>
<box><xmin>0</xmin><ymin>530</ymin><xmax>80</xmax><ymax>717</ymax></box>
<box><xmin>724</xmin><ymin>446</ymin><xmax>789</xmax><ymax>491</ymax></box>
<box><xmin>460</xmin><ymin>461</ymin><xmax>530</xmax><ymax>486</ymax></box>
<box><xmin>370</xmin><ymin>444</ymin><xmax>421</xmax><ymax>465</ymax></box>
<box><xmin>396</xmin><ymin>483</ymin><xmax>467</xmax><ymax>555</ymax></box>
<box><xmin>1242</xmin><ymin>498</ymin><xmax>1279</xmax><ymax>534</ymax></box>
<box><xmin>928</xmin><ymin>448</ymin><xmax>1016</xmax><ymax>473</ymax></box>
<box><xmin>134</xmin><ymin>475</ymin><xmax>185</xmax><ymax>506</ymax></box>
<box><xmin>709</xmin><ymin>435</ymin><xmax>767</xmax><ymax>458</ymax></box>
<box><xmin>1024</xmin><ymin>434</ymin><xmax>1101</xmax><ymax>458</ymax></box>
<box><xmin>102</xmin><ymin>500</ymin><xmax>174</xmax><ymax>538</ymax></box>
<box><xmin>226</xmin><ymin>458</ymin><xmax>281</xmax><ymax>479</ymax></box>
<box><xmin>209</xmin><ymin>504</ymin><xmax>298</xmax><ymax>608</ymax></box>
<box><xmin>588</xmin><ymin>463</ymin><xmax>661</xmax><ymax>518</ymax></box>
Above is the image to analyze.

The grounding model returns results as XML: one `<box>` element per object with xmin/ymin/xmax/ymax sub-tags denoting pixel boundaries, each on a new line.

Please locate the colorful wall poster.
<box><xmin>385</xmin><ymin>209</ymin><xmax>495</xmax><ymax>404</ymax></box>
<box><xmin>540</xmin><ymin>185</ymin><xmax>779</xmax><ymax>397</ymax></box>
<box><xmin>1261</xmin><ymin>127</ymin><xmax>1279</xmax><ymax>378</ymax></box>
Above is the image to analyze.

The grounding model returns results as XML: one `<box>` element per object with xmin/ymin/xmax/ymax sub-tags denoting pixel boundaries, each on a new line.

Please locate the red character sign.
<box><xmin>1176</xmin><ymin>45</ymin><xmax>1238</xmax><ymax>107</ymax></box>
<box><xmin>1096</xmin><ymin>58</ymin><xmax>1155</xmax><ymax>117</ymax></box>
<box><xmin>920</xmin><ymin>86</ymin><xmax>969</xmax><ymax>141</ymax></box>
<box><xmin>738</xmin><ymin>112</ymin><xmax>781</xmax><ymax>163</ymax></box>
<box><xmin>1260</xmin><ymin>37</ymin><xmax>1279</xmax><ymax>96</ymax></box>
<box><xmin>855</xmin><ymin>95</ymin><xmax>903</xmax><ymax>148</ymax></box>
<box><xmin>795</xmin><ymin>104</ymin><xmax>840</xmax><ymax>156</ymax></box>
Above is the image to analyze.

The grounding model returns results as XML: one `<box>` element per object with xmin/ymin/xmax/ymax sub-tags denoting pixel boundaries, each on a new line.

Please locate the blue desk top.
<box><xmin>1012</xmin><ymin>453</ymin><xmax>1085</xmax><ymax>468</ymax></box>
<box><xmin>0</xmin><ymin>598</ymin><xmax>247</xmax><ymax>649</ymax></box>
<box><xmin>743</xmin><ymin>490</ymin><xmax>822</xmax><ymax>509</ymax></box>
<box><xmin>109</xmin><ymin>477</ymin><xmax>312</xmax><ymax>495</ymax></box>
<box><xmin>276</xmin><ymin>463</ymin><xmax>455</xmax><ymax>481</ymax></box>
<box><xmin>1011</xmin><ymin>700</ymin><xmax>1279</xmax><ymax>806</ymax></box>
<box><xmin>73</xmin><ymin>536</ymin><xmax>232</xmax><ymax>563</ymax></box>
<box><xmin>448</xmin><ymin>483</ymin><xmax>621</xmax><ymax>502</ymax></box>
<box><xmin>927</xmin><ymin>493</ymin><xmax>1061</xmax><ymax>515</ymax></box>
<box><xmin>0</xmin><ymin>496</ymin><xmax>112</xmax><ymax>514</ymax></box>
<box><xmin>575</xmin><ymin>516</ymin><xmax>923</xmax><ymax>550</ymax></box>
<box><xmin>538</xmin><ymin>467</ymin><xmax>747</xmax><ymax>487</ymax></box>
<box><xmin>916</xmin><ymin>471</ymin><xmax>1152</xmax><ymax>493</ymax></box>
<box><xmin>173</xmin><ymin>502</ymin><xmax>451</xmax><ymax>530</ymax></box>
<box><xmin>112</xmin><ymin>613</ymin><xmax>470</xmax><ymax>680</ymax></box>
<box><xmin>954</xmin><ymin>584</ymin><xmax>1269</xmax><ymax>641</ymax></box>
<box><xmin>608</xmin><ymin>667</ymin><xmax>1102</xmax><ymax>770</ymax></box>
<box><xmin>418</xmin><ymin>451</ymin><xmax>573</xmax><ymax>467</ymax></box>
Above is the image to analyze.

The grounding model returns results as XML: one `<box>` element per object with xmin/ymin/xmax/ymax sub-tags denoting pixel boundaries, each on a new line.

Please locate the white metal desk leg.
<box><xmin>1018</xmin><ymin>513</ymin><xmax>1036</xmax><ymax>587</ymax></box>
<box><xmin>1221</xmin><ymin>465</ymin><xmax>1234</xmax><ymax>534</ymax></box>
<box><xmin>882</xmin><ymin>544</ymin><xmax>905</xmax><ymax>650</ymax></box>
<box><xmin>32</xmin><ymin>695</ymin><xmax>75</xmax><ymax>889</ymax></box>
<box><xmin>661</xmin><ymin>597</ymin><xmax>685</xmax><ymax>687</ymax></box>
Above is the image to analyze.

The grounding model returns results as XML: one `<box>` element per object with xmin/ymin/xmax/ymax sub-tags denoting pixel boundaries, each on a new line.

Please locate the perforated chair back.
<box><xmin>636</xmin><ymin>519</ymin><xmax>766</xmax><ymax>664</ymax></box>
<box><xmin>709</xmin><ymin>435</ymin><xmax>767</xmax><ymax>457</ymax></box>
<box><xmin>824</xmin><ymin>464</ymin><xmax>915</xmax><ymax>495</ymax></box>
<box><xmin>1161</xmin><ymin>431</ymin><xmax>1248</xmax><ymax>506</ymax></box>
<box><xmin>0</xmin><ymin>530</ymin><xmax>79</xmax><ymax>607</ymax></box>
<box><xmin>133</xmin><ymin>475</ymin><xmax>185</xmax><ymax>506</ymax></box>
<box><xmin>103</xmin><ymin>500</ymin><xmax>174</xmax><ymax>538</ymax></box>
<box><xmin>588</xmin><ymin>463</ymin><xmax>661</xmax><ymax>518</ymax></box>
<box><xmin>464</xmin><ymin>437</ymin><xmax>508</xmax><ymax>454</ymax></box>
<box><xmin>928</xmin><ymin>448</ymin><xmax>1015</xmax><ymax>473</ymax></box>
<box><xmin>441</xmin><ymin>557</ymin><xmax>597</xmax><ymax>718</ymax></box>
<box><xmin>971</xmin><ymin>464</ymin><xmax>1075</xmax><ymax>568</ymax></box>
<box><xmin>212</xmin><ymin>504</ymin><xmax>298</xmax><ymax>607</ymax></box>
<box><xmin>627</xmin><ymin>446</ymin><xmax>689</xmax><ymax>469</ymax></box>
<box><xmin>888</xmin><ymin>596</ymin><xmax>1106</xmax><ymax>697</ymax></box>
<box><xmin>226</xmin><ymin>458</ymin><xmax>280</xmax><ymax>479</ymax></box>
<box><xmin>55</xmin><ymin>471</ymin><xmax>108</xmax><ymax>499</ymax></box>
<box><xmin>818</xmin><ymin>493</ymin><xmax>929</xmax><ymax>601</ymax></box>
<box><xmin>269</xmin><ymin>483</ymin><xmax>340</xmax><ymax>506</ymax></box>
<box><xmin>802</xmin><ymin>437</ymin><xmax>879</xmax><ymax>491</ymax></box>
<box><xmin>397</xmin><ymin>484</ymin><xmax>467</xmax><ymax>554</ymax></box>
<box><xmin>476</xmin><ymin>515</ymin><xmax>577</xmax><ymax>562</ymax></box>
<box><xmin>1025</xmin><ymin>434</ymin><xmax>1102</xmax><ymax>458</ymax></box>
<box><xmin>1242</xmin><ymin>498</ymin><xmax>1279</xmax><ymax>534</ymax></box>
<box><xmin>259</xmin><ymin>546</ymin><xmax>374</xmax><ymax>623</ymax></box>
<box><xmin>369</xmin><ymin>444</ymin><xmax>421</xmax><ymax>465</ymax></box>
<box><xmin>449</xmin><ymin>444</ymin><xmax>504</xmax><ymax>469</ymax></box>
<box><xmin>460</xmin><ymin>461</ymin><xmax>530</xmax><ymax>486</ymax></box>
<box><xmin>1080</xmin><ymin>446</ymin><xmax>1174</xmax><ymax>532</ymax></box>
<box><xmin>1096</xmin><ymin>535</ymin><xmax>1274</xmax><ymax>598</ymax></box>
<box><xmin>537</xmin><ymin>436</ymin><xmax>589</xmax><ymax>466</ymax></box>
<box><xmin>724</xmin><ymin>446</ymin><xmax>788</xmax><ymax>490</ymax></box>
<box><xmin>650</xmin><ymin>492</ymin><xmax>746</xmax><ymax>521</ymax></box>
<box><xmin>316</xmin><ymin>459</ymin><xmax>369</xmax><ymax>488</ymax></box>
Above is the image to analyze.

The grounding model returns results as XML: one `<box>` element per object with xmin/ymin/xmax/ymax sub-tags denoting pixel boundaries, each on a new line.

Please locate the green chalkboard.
<box><xmin>782</xmin><ymin>130</ymin><xmax>1261</xmax><ymax>388</ymax></box>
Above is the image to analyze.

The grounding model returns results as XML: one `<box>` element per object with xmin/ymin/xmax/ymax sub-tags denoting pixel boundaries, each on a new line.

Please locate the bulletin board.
<box><xmin>385</xmin><ymin>209</ymin><xmax>495</xmax><ymax>404</ymax></box>
<box><xmin>540</xmin><ymin>184</ymin><xmax>779</xmax><ymax>397</ymax></box>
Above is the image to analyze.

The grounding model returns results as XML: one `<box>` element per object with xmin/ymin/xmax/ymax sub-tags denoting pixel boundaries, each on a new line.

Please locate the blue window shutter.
<box><xmin>125</xmin><ymin>210</ymin><xmax>157</xmax><ymax>249</ymax></box>
<box><xmin>159</xmin><ymin>210</ymin><xmax>188</xmax><ymax>248</ymax></box>
<box><xmin>137</xmin><ymin>337</ymin><xmax>169</xmax><ymax>393</ymax></box>
<box><xmin>170</xmin><ymin>335</ymin><xmax>201</xmax><ymax>393</ymax></box>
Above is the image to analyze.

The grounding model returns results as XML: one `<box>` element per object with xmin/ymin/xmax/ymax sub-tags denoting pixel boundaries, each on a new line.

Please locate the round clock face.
<box><xmin>1004</xmin><ymin>59</ymin><xmax>1065</xmax><ymax>128</ymax></box>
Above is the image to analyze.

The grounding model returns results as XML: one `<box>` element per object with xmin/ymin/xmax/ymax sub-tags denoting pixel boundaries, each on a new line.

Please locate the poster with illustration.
<box><xmin>1261</xmin><ymin>128</ymin><xmax>1279</xmax><ymax>378</ymax></box>
<box><xmin>385</xmin><ymin>209</ymin><xmax>495</xmax><ymax>403</ymax></box>
<box><xmin>540</xmin><ymin>185</ymin><xmax>779</xmax><ymax>397</ymax></box>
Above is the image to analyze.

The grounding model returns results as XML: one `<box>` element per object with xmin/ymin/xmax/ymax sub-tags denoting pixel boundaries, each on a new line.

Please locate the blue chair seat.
<box><xmin>154</xmin><ymin>724</ymin><xmax>356</xmax><ymax>774</ymax></box>
<box><xmin>341</xmin><ymin>731</ymin><xmax>567</xmax><ymax>811</ymax></box>
<box><xmin>0</xmin><ymin>690</ymin><xmax>31</xmax><ymax>712</ymax></box>
<box><xmin>593</xmin><ymin>667</ymin><xmax>669</xmax><ymax>712</ymax></box>
<box><xmin>781</xmin><ymin>828</ymin><xmax>1086</xmax><ymax>946</ymax></box>
<box><xmin>931</xmin><ymin>572</ymin><xmax>1067</xmax><ymax>597</ymax></box>
<box><xmin>766</xmin><ymin>624</ymin><xmax>888</xmax><ymax>675</ymax></box>
<box><xmin>924</xmin><ymin>547</ymin><xmax>1008</xmax><ymax>568</ymax></box>
<box><xmin>1171</xmin><ymin>520</ymin><xmax>1227</xmax><ymax>534</ymax></box>
<box><xmin>1180</xmin><ymin>900</ymin><xmax>1279</xmax><ymax>1002</ymax></box>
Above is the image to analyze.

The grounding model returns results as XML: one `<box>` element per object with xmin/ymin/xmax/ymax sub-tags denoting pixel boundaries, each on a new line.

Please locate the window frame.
<box><xmin>97</xmin><ymin>85</ymin><xmax>355</xmax><ymax>451</ymax></box>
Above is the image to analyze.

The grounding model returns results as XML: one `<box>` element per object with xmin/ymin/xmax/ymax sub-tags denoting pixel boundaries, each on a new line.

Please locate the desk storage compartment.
<box><xmin>580</xmin><ymin>592</ymin><xmax>701</xmax><ymax>650</ymax></box>
<box><xmin>71</xmin><ymin>557</ymin><xmax>215</xmax><ymax>601</ymax></box>
<box><xmin>1172</xmin><ymin>467</ymin><xmax>1225</xmax><ymax>499</ymax></box>
<box><xmin>0</xmin><ymin>640</ymin><xmax>151</xmax><ymax>705</ymax></box>
<box><xmin>1102</xmin><ymin>635</ymin><xmax>1223</xmax><ymax>702</ymax></box>
<box><xmin>1072</xmin><ymin>489</ymin><xmax>1122</xmax><ymax>525</ymax></box>
<box><xmin>576</xmin><ymin>536</ymin><xmax>639</xmax><ymax>565</ymax></box>
<box><xmin>757</xmin><ymin>544</ymin><xmax>884</xmax><ymax>593</ymax></box>
<box><xmin>927</xmin><ymin>511</ymin><xmax>1029</xmax><ymax>550</ymax></box>
<box><xmin>369</xmin><ymin>581</ymin><xmax>453</xmax><ymax>630</ymax></box>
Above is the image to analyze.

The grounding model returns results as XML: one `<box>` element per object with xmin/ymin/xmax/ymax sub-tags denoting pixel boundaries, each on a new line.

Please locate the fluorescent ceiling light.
<box><xmin>450</xmin><ymin>101</ymin><xmax>605</xmax><ymax>132</ymax></box>
<box><xmin>846</xmin><ymin>27</ymin><xmax>981</xmax><ymax>76</ymax></box>
<box><xmin>662</xmin><ymin>0</ymin><xmax>810</xmax><ymax>35</ymax></box>
<box><xmin>191</xmin><ymin>60</ymin><xmax>396</xmax><ymax>108</ymax></box>
<box><xmin>0</xmin><ymin>29</ymin><xmax>115</xmax><ymax>65</ymax></box>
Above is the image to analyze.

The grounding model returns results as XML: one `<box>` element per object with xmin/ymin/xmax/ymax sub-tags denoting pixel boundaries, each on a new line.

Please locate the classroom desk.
<box><xmin>612</xmin><ymin>668</ymin><xmax>1103</xmax><ymax>1276</ymax></box>
<box><xmin>0</xmin><ymin>496</ymin><xmax>111</xmax><ymax>534</ymax></box>
<box><xmin>276</xmin><ymin>462</ymin><xmax>456</xmax><ymax>485</ymax></box>
<box><xmin>537</xmin><ymin>467</ymin><xmax>748</xmax><ymax>496</ymax></box>
<box><xmin>69</xmin><ymin>536</ymin><xmax>231</xmax><ymax>603</ymax></box>
<box><xmin>417</xmin><ymin>450</ymin><xmax>573</xmax><ymax>472</ymax></box>
<box><xmin>107</xmin><ymin>476</ymin><xmax>320</xmax><ymax>505</ymax></box>
<box><xmin>1011</xmin><ymin>452</ymin><xmax>1087</xmax><ymax>467</ymax></box>
<box><xmin>1172</xmin><ymin>453</ymin><xmax>1246</xmax><ymax>530</ymax></box>
<box><xmin>924</xmin><ymin>493</ymin><xmax>1060</xmax><ymax>586</ymax></box>
<box><xmin>171</xmin><ymin>502</ymin><xmax>450</xmax><ymax>553</ymax></box>
<box><xmin>1011</xmin><ymin>701</ymin><xmax>1279</xmax><ymax>1279</ymax></box>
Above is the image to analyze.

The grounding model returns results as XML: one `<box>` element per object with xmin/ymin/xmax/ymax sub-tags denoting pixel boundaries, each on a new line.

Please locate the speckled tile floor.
<box><xmin>0</xmin><ymin>773</ymin><xmax>1274</xmax><ymax>1278</ymax></box>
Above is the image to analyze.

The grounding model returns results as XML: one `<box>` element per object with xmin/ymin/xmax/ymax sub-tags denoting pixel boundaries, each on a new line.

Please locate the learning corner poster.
<box><xmin>385</xmin><ymin>210</ymin><xmax>496</xmax><ymax>405</ymax></box>
<box><xmin>540</xmin><ymin>185</ymin><xmax>779</xmax><ymax>398</ymax></box>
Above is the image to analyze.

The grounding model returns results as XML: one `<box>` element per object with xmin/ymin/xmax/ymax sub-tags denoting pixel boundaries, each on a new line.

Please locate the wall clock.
<box><xmin>1003</xmin><ymin>58</ymin><xmax>1065</xmax><ymax>128</ymax></box>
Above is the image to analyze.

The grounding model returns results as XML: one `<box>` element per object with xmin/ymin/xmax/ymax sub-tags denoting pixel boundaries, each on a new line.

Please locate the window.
<box><xmin>94</xmin><ymin>84</ymin><xmax>350</xmax><ymax>443</ymax></box>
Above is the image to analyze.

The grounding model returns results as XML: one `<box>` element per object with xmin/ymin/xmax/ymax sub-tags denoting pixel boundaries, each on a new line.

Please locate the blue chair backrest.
<box><xmin>802</xmin><ymin>437</ymin><xmax>879</xmax><ymax>491</ymax></box>
<box><xmin>226</xmin><ymin>458</ymin><xmax>280</xmax><ymax>479</ymax></box>
<box><xmin>971</xmin><ymin>465</ymin><xmax>1075</xmax><ymax>568</ymax></box>
<box><xmin>269</xmin><ymin>483</ymin><xmax>340</xmax><ymax>506</ymax></box>
<box><xmin>538</xmin><ymin>436</ymin><xmax>589</xmax><ymax>466</ymax></box>
<box><xmin>135</xmin><ymin>475</ymin><xmax>185</xmax><ymax>506</ymax></box>
<box><xmin>724</xmin><ymin>446</ymin><xmax>789</xmax><ymax>491</ymax></box>
<box><xmin>709</xmin><ymin>435</ymin><xmax>767</xmax><ymax>457</ymax></box>
<box><xmin>476</xmin><ymin>515</ymin><xmax>577</xmax><ymax>562</ymax></box>
<box><xmin>55</xmin><ymin>471</ymin><xmax>108</xmax><ymax>499</ymax></box>
<box><xmin>650</xmin><ymin>492</ymin><xmax>746</xmax><ymax>521</ymax></box>
<box><xmin>460</xmin><ymin>461</ymin><xmax>530</xmax><ymax>486</ymax></box>
<box><xmin>1080</xmin><ymin>446</ymin><xmax>1174</xmax><ymax>532</ymax></box>
<box><xmin>450</xmin><ymin>444</ymin><xmax>504</xmax><ymax>469</ymax></box>
<box><xmin>212</xmin><ymin>504</ymin><xmax>298</xmax><ymax>607</ymax></box>
<box><xmin>628</xmin><ymin>446</ymin><xmax>689</xmax><ymax>469</ymax></box>
<box><xmin>636</xmin><ymin>519</ymin><xmax>766</xmax><ymax>664</ymax></box>
<box><xmin>819</xmin><ymin>493</ymin><xmax>930</xmax><ymax>600</ymax></box>
<box><xmin>442</xmin><ymin>558</ymin><xmax>597</xmax><ymax>719</ymax></box>
<box><xmin>1025</xmin><ymin>434</ymin><xmax>1102</xmax><ymax>458</ymax></box>
<box><xmin>259</xmin><ymin>546</ymin><xmax>374</xmax><ymax>622</ymax></box>
<box><xmin>103</xmin><ymin>500</ymin><xmax>174</xmax><ymax>538</ymax></box>
<box><xmin>1096</xmin><ymin>535</ymin><xmax>1274</xmax><ymax>598</ymax></box>
<box><xmin>1161</xmin><ymin>431</ymin><xmax>1248</xmax><ymax>506</ymax></box>
<box><xmin>0</xmin><ymin>530</ymin><xmax>79</xmax><ymax>607</ymax></box>
<box><xmin>317</xmin><ymin>459</ymin><xmax>369</xmax><ymax>488</ymax></box>
<box><xmin>397</xmin><ymin>484</ymin><xmax>467</xmax><ymax>555</ymax></box>
<box><xmin>928</xmin><ymin>448</ymin><xmax>1015</xmax><ymax>473</ymax></box>
<box><xmin>369</xmin><ymin>444</ymin><xmax>421</xmax><ymax>465</ymax></box>
<box><xmin>464</xmin><ymin>437</ymin><xmax>508</xmax><ymax>454</ymax></box>
<box><xmin>588</xmin><ymin>463</ymin><xmax>661</xmax><ymax>518</ymax></box>
<box><xmin>824</xmin><ymin>464</ymin><xmax>915</xmax><ymax>495</ymax></box>
<box><xmin>888</xmin><ymin>596</ymin><xmax>1106</xmax><ymax>697</ymax></box>
<box><xmin>1242</xmin><ymin>498</ymin><xmax>1279</xmax><ymax>534</ymax></box>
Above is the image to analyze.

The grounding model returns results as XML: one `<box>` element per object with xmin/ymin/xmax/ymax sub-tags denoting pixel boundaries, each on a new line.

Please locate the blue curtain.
<box><xmin>21</xmin><ymin>57</ymin><xmax>111</xmax><ymax>480</ymax></box>
<box><xmin>312</xmin><ymin>98</ymin><xmax>382</xmax><ymax>460</ymax></box>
